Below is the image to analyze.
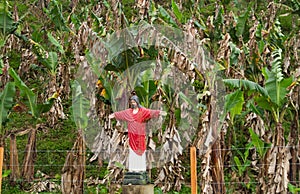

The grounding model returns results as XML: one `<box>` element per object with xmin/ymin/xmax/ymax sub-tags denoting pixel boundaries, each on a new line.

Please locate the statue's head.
<box><xmin>130</xmin><ymin>91</ymin><xmax>141</xmax><ymax>109</ymax></box>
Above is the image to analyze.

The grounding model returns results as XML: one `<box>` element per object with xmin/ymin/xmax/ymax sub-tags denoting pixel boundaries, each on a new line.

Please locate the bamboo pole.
<box><xmin>0</xmin><ymin>147</ymin><xmax>4</xmax><ymax>193</ymax></box>
<box><xmin>190</xmin><ymin>146</ymin><xmax>197</xmax><ymax>194</ymax></box>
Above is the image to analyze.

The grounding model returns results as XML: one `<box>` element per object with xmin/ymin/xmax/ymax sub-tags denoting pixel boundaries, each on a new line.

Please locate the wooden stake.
<box><xmin>190</xmin><ymin>146</ymin><xmax>197</xmax><ymax>194</ymax></box>
<box><xmin>0</xmin><ymin>147</ymin><xmax>4</xmax><ymax>193</ymax></box>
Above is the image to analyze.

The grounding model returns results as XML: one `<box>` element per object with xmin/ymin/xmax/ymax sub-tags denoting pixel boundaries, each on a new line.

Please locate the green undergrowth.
<box><xmin>1</xmin><ymin>111</ymin><xmax>193</xmax><ymax>193</ymax></box>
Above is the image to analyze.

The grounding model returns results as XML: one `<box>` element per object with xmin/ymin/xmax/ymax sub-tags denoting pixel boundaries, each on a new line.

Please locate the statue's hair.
<box><xmin>129</xmin><ymin>91</ymin><xmax>142</xmax><ymax>108</ymax></box>
<box><xmin>131</xmin><ymin>90</ymin><xmax>137</xmax><ymax>96</ymax></box>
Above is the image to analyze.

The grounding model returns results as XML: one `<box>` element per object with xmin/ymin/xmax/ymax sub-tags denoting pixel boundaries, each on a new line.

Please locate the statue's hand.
<box><xmin>160</xmin><ymin>111</ymin><xmax>167</xmax><ymax>116</ymax></box>
<box><xmin>108</xmin><ymin>113</ymin><xmax>115</xmax><ymax>119</ymax></box>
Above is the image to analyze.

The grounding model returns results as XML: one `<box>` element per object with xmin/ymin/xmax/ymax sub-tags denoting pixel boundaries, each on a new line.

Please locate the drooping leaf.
<box><xmin>249</xmin><ymin>128</ymin><xmax>271</xmax><ymax>158</ymax></box>
<box><xmin>45</xmin><ymin>0</ymin><xmax>68</xmax><ymax>31</ymax></box>
<box><xmin>171</xmin><ymin>0</ymin><xmax>183</xmax><ymax>23</ymax></box>
<box><xmin>85</xmin><ymin>51</ymin><xmax>103</xmax><ymax>77</ymax></box>
<box><xmin>234</xmin><ymin>156</ymin><xmax>242</xmax><ymax>176</ymax></box>
<box><xmin>263</xmin><ymin>67</ymin><xmax>293</xmax><ymax>106</ymax></box>
<box><xmin>135</xmin><ymin>81</ymin><xmax>157</xmax><ymax>108</ymax></box>
<box><xmin>0</xmin><ymin>8</ymin><xmax>16</xmax><ymax>35</ymax></box>
<box><xmin>236</xmin><ymin>12</ymin><xmax>248</xmax><ymax>37</ymax></box>
<box><xmin>249</xmin><ymin>101</ymin><xmax>264</xmax><ymax>117</ymax></box>
<box><xmin>258</xmin><ymin>39</ymin><xmax>265</xmax><ymax>55</ymax></box>
<box><xmin>104</xmin><ymin>29</ymin><xmax>136</xmax><ymax>65</ymax></box>
<box><xmin>174</xmin><ymin>107</ymin><xmax>181</xmax><ymax>126</ymax></box>
<box><xmin>234</xmin><ymin>142</ymin><xmax>253</xmax><ymax>163</ymax></box>
<box><xmin>229</xmin><ymin>41</ymin><xmax>241</xmax><ymax>66</ymax></box>
<box><xmin>47</xmin><ymin>32</ymin><xmax>64</xmax><ymax>54</ymax></box>
<box><xmin>0</xmin><ymin>82</ymin><xmax>15</xmax><ymax>131</ymax></box>
<box><xmin>235</xmin><ymin>2</ymin><xmax>253</xmax><ymax>37</ymax></box>
<box><xmin>225</xmin><ymin>90</ymin><xmax>244</xmax><ymax>119</ymax></box>
<box><xmin>0</xmin><ymin>58</ymin><xmax>3</xmax><ymax>74</ymax></box>
<box><xmin>243</xmin><ymin>142</ymin><xmax>253</xmax><ymax>163</ymax></box>
<box><xmin>139</xmin><ymin>68</ymin><xmax>156</xmax><ymax>106</ymax></box>
<box><xmin>8</xmin><ymin>68</ymin><xmax>55</xmax><ymax>118</ymax></box>
<box><xmin>44</xmin><ymin>51</ymin><xmax>58</xmax><ymax>75</ymax></box>
<box><xmin>36</xmin><ymin>96</ymin><xmax>56</xmax><ymax>116</ymax></box>
<box><xmin>213</xmin><ymin>5</ymin><xmax>224</xmax><ymax>39</ymax></box>
<box><xmin>158</xmin><ymin>5</ymin><xmax>178</xmax><ymax>27</ymax></box>
<box><xmin>249</xmin><ymin>128</ymin><xmax>264</xmax><ymax>157</ymax></box>
<box><xmin>254</xmin><ymin>96</ymin><xmax>274</xmax><ymax>111</ymax></box>
<box><xmin>223</xmin><ymin>79</ymin><xmax>269</xmax><ymax>97</ymax></box>
<box><xmin>72</xmin><ymin>81</ymin><xmax>89</xmax><ymax>129</ymax></box>
<box><xmin>178</xmin><ymin>91</ymin><xmax>194</xmax><ymax>107</ymax></box>
<box><xmin>9</xmin><ymin>68</ymin><xmax>37</xmax><ymax>117</ymax></box>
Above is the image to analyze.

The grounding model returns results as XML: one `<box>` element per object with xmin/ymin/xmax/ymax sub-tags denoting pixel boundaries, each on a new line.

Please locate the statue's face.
<box><xmin>130</xmin><ymin>100</ymin><xmax>138</xmax><ymax>109</ymax></box>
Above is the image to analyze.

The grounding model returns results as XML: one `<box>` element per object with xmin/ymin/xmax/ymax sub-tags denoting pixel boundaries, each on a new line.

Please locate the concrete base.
<box><xmin>122</xmin><ymin>184</ymin><xmax>154</xmax><ymax>194</ymax></box>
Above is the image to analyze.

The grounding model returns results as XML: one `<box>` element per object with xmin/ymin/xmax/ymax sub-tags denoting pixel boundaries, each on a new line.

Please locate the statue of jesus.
<box><xmin>109</xmin><ymin>92</ymin><xmax>166</xmax><ymax>174</ymax></box>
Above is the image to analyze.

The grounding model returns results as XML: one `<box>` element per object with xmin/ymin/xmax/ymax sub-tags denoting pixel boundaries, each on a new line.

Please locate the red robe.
<box><xmin>114</xmin><ymin>108</ymin><xmax>160</xmax><ymax>155</ymax></box>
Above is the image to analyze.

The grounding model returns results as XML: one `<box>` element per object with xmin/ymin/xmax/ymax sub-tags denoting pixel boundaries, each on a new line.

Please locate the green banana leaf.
<box><xmin>9</xmin><ymin>68</ymin><xmax>37</xmax><ymax>117</ymax></box>
<box><xmin>0</xmin><ymin>82</ymin><xmax>15</xmax><ymax>131</ymax></box>
<box><xmin>9</xmin><ymin>68</ymin><xmax>56</xmax><ymax>118</ymax></box>
<box><xmin>72</xmin><ymin>80</ymin><xmax>89</xmax><ymax>129</ymax></box>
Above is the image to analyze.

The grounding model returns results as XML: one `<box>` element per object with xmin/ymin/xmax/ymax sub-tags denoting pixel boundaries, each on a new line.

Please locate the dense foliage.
<box><xmin>0</xmin><ymin>0</ymin><xmax>300</xmax><ymax>193</ymax></box>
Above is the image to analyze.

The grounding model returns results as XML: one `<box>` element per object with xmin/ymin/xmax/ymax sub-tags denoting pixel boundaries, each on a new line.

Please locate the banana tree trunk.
<box><xmin>290</xmin><ymin>86</ymin><xmax>299</xmax><ymax>186</ymax></box>
<box><xmin>289</xmin><ymin>112</ymin><xmax>298</xmax><ymax>184</ymax></box>
<box><xmin>21</xmin><ymin>127</ymin><xmax>37</xmax><ymax>183</ymax></box>
<box><xmin>257</xmin><ymin>130</ymin><xmax>272</xmax><ymax>193</ymax></box>
<box><xmin>211</xmin><ymin>140</ymin><xmax>225</xmax><ymax>194</ymax></box>
<box><xmin>266</xmin><ymin>123</ymin><xmax>290</xmax><ymax>194</ymax></box>
<box><xmin>9</xmin><ymin>134</ymin><xmax>20</xmax><ymax>185</ymax></box>
<box><xmin>61</xmin><ymin>130</ymin><xmax>85</xmax><ymax>194</ymax></box>
<box><xmin>210</xmin><ymin>96</ymin><xmax>225</xmax><ymax>194</ymax></box>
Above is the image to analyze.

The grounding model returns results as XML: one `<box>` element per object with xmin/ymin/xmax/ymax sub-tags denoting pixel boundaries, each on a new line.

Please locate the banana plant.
<box><xmin>224</xmin><ymin>47</ymin><xmax>293</xmax><ymax>192</ymax></box>
<box><xmin>0</xmin><ymin>82</ymin><xmax>15</xmax><ymax>144</ymax></box>
<box><xmin>223</xmin><ymin>48</ymin><xmax>293</xmax><ymax>131</ymax></box>
<box><xmin>0</xmin><ymin>66</ymin><xmax>57</xmax><ymax>184</ymax></box>
<box><xmin>232</xmin><ymin>142</ymin><xmax>252</xmax><ymax>177</ymax></box>
<box><xmin>0</xmin><ymin>81</ymin><xmax>15</xmax><ymax>194</ymax></box>
<box><xmin>249</xmin><ymin>128</ymin><xmax>271</xmax><ymax>159</ymax></box>
<box><xmin>257</xmin><ymin>49</ymin><xmax>293</xmax><ymax>122</ymax></box>
<box><xmin>61</xmin><ymin>80</ymin><xmax>88</xmax><ymax>194</ymax></box>
<box><xmin>223</xmin><ymin>49</ymin><xmax>293</xmax><ymax>124</ymax></box>
<box><xmin>8</xmin><ymin>68</ymin><xmax>56</xmax><ymax>118</ymax></box>
<box><xmin>0</xmin><ymin>1</ymin><xmax>18</xmax><ymax>48</ymax></box>
<box><xmin>8</xmin><ymin>67</ymin><xmax>57</xmax><ymax>182</ymax></box>
<box><xmin>132</xmin><ymin>64</ymin><xmax>158</xmax><ymax>108</ymax></box>
<box><xmin>71</xmin><ymin>80</ymin><xmax>89</xmax><ymax>130</ymax></box>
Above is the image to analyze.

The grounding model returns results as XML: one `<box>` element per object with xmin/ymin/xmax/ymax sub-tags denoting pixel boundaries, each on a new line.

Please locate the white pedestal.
<box><xmin>122</xmin><ymin>184</ymin><xmax>154</xmax><ymax>194</ymax></box>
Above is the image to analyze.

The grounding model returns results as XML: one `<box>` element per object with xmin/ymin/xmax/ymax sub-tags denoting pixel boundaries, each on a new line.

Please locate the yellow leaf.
<box><xmin>96</xmin><ymin>80</ymin><xmax>103</xmax><ymax>88</ymax></box>
<box><xmin>100</xmin><ymin>89</ymin><xmax>107</xmax><ymax>98</ymax></box>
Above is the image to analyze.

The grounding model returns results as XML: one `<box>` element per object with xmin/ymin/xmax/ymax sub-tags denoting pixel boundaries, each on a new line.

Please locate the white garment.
<box><xmin>128</xmin><ymin>148</ymin><xmax>146</xmax><ymax>172</ymax></box>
